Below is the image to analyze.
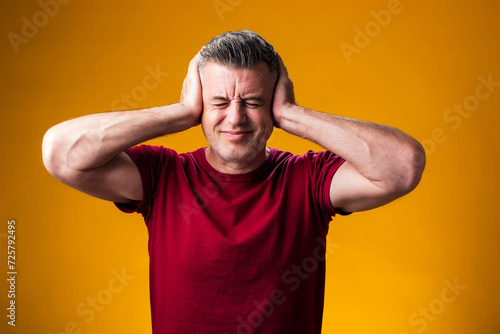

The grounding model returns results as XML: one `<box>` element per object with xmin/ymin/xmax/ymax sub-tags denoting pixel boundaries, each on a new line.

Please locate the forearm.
<box><xmin>42</xmin><ymin>103</ymin><xmax>196</xmax><ymax>173</ymax></box>
<box><xmin>279</xmin><ymin>105</ymin><xmax>425</xmax><ymax>192</ymax></box>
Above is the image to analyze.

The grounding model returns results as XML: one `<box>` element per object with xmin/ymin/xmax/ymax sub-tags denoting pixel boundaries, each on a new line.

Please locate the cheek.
<box><xmin>201</xmin><ymin>108</ymin><xmax>223</xmax><ymax>131</ymax></box>
<box><xmin>253</xmin><ymin>109</ymin><xmax>273</xmax><ymax>127</ymax></box>
<box><xmin>262</xmin><ymin>112</ymin><xmax>275</xmax><ymax>136</ymax></box>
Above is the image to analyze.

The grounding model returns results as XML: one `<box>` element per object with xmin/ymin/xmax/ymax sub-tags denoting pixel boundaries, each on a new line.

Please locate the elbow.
<box><xmin>42</xmin><ymin>126</ymin><xmax>66</xmax><ymax>180</ymax></box>
<box><xmin>396</xmin><ymin>139</ymin><xmax>426</xmax><ymax>195</ymax></box>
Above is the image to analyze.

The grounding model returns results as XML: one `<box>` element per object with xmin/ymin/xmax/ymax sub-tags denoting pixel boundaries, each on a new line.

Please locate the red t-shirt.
<box><xmin>116</xmin><ymin>146</ymin><xmax>346</xmax><ymax>334</ymax></box>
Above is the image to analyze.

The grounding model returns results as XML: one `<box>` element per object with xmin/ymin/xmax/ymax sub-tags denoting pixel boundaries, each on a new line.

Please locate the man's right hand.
<box><xmin>179</xmin><ymin>49</ymin><xmax>204</xmax><ymax>127</ymax></box>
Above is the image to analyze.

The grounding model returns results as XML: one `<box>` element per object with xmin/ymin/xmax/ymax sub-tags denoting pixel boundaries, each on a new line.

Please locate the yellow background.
<box><xmin>1</xmin><ymin>0</ymin><xmax>499</xmax><ymax>333</ymax></box>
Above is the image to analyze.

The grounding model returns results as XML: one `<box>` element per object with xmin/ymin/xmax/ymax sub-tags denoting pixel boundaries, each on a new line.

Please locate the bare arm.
<box><xmin>272</xmin><ymin>55</ymin><xmax>425</xmax><ymax>213</ymax></box>
<box><xmin>42</xmin><ymin>51</ymin><xmax>203</xmax><ymax>203</ymax></box>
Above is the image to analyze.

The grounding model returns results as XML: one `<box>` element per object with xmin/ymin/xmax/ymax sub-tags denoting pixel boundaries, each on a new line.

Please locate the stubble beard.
<box><xmin>208</xmin><ymin>128</ymin><xmax>271</xmax><ymax>167</ymax></box>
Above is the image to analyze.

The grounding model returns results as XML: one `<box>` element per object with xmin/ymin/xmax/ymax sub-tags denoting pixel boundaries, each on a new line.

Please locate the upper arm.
<box><xmin>47</xmin><ymin>151</ymin><xmax>143</xmax><ymax>204</ymax></box>
<box><xmin>329</xmin><ymin>161</ymin><xmax>402</xmax><ymax>213</ymax></box>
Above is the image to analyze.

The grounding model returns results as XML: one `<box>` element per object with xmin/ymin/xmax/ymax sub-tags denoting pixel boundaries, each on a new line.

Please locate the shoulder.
<box><xmin>268</xmin><ymin>148</ymin><xmax>343</xmax><ymax>167</ymax></box>
<box><xmin>125</xmin><ymin>144</ymin><xmax>184</xmax><ymax>165</ymax></box>
<box><xmin>126</xmin><ymin>144</ymin><xmax>176</xmax><ymax>157</ymax></box>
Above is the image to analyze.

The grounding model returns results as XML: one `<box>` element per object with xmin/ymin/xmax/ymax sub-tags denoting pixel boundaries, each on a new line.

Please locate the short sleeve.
<box><xmin>304</xmin><ymin>150</ymin><xmax>351</xmax><ymax>217</ymax></box>
<box><xmin>114</xmin><ymin>145</ymin><xmax>175</xmax><ymax>222</ymax></box>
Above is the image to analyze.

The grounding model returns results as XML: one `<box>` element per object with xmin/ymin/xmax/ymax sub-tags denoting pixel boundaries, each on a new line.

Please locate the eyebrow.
<box><xmin>211</xmin><ymin>95</ymin><xmax>265</xmax><ymax>102</ymax></box>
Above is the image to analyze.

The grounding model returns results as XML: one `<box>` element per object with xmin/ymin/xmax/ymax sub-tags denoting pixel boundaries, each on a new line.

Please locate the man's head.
<box><xmin>198</xmin><ymin>30</ymin><xmax>279</xmax><ymax>172</ymax></box>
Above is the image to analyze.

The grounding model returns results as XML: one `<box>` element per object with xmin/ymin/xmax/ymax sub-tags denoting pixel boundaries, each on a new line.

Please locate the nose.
<box><xmin>226</xmin><ymin>100</ymin><xmax>247</xmax><ymax>125</ymax></box>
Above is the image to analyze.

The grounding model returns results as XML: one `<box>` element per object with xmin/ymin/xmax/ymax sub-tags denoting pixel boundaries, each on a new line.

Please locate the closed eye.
<box><xmin>244</xmin><ymin>102</ymin><xmax>262</xmax><ymax>108</ymax></box>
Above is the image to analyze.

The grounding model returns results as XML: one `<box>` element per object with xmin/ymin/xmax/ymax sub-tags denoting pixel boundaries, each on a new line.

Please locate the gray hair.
<box><xmin>199</xmin><ymin>30</ymin><xmax>279</xmax><ymax>76</ymax></box>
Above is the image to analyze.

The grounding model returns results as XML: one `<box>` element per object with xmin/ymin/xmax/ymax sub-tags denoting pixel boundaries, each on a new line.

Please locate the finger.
<box><xmin>188</xmin><ymin>53</ymin><xmax>201</xmax><ymax>72</ymax></box>
<box><xmin>181</xmin><ymin>49</ymin><xmax>203</xmax><ymax>99</ymax></box>
<box><xmin>186</xmin><ymin>47</ymin><xmax>205</xmax><ymax>75</ymax></box>
<box><xmin>276</xmin><ymin>53</ymin><xmax>289</xmax><ymax>79</ymax></box>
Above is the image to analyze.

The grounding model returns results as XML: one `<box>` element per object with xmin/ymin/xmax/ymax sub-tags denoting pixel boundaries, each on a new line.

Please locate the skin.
<box><xmin>200</xmin><ymin>62</ymin><xmax>276</xmax><ymax>174</ymax></box>
<box><xmin>272</xmin><ymin>55</ymin><xmax>426</xmax><ymax>211</ymax></box>
<box><xmin>42</xmin><ymin>49</ymin><xmax>425</xmax><ymax>213</ymax></box>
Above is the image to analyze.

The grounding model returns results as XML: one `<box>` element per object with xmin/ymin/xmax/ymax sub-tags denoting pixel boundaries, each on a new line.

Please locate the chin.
<box><xmin>211</xmin><ymin>136</ymin><xmax>268</xmax><ymax>163</ymax></box>
<box><xmin>215</xmin><ymin>143</ymin><xmax>260</xmax><ymax>163</ymax></box>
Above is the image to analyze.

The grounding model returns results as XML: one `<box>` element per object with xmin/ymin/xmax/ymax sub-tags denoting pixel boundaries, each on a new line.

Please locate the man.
<box><xmin>42</xmin><ymin>30</ymin><xmax>425</xmax><ymax>333</ymax></box>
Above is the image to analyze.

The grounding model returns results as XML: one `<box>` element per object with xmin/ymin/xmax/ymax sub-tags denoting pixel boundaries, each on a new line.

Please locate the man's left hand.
<box><xmin>272</xmin><ymin>54</ymin><xmax>296</xmax><ymax>128</ymax></box>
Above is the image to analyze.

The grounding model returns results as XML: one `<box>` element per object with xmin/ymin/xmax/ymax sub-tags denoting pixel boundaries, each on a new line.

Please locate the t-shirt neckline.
<box><xmin>195</xmin><ymin>147</ymin><xmax>277</xmax><ymax>182</ymax></box>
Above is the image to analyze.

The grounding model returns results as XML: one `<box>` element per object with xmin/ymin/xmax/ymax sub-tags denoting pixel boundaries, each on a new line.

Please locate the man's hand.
<box><xmin>180</xmin><ymin>49</ymin><xmax>204</xmax><ymax>127</ymax></box>
<box><xmin>272</xmin><ymin>54</ymin><xmax>296</xmax><ymax>128</ymax></box>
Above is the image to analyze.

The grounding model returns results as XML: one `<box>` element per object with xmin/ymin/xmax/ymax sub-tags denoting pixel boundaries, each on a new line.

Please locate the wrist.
<box><xmin>174</xmin><ymin>102</ymin><xmax>202</xmax><ymax>128</ymax></box>
<box><xmin>276</xmin><ymin>104</ymin><xmax>307</xmax><ymax>135</ymax></box>
<box><xmin>146</xmin><ymin>103</ymin><xmax>199</xmax><ymax>135</ymax></box>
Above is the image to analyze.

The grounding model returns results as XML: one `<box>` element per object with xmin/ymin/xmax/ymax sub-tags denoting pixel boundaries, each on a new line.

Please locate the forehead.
<box><xmin>200</xmin><ymin>62</ymin><xmax>275</xmax><ymax>98</ymax></box>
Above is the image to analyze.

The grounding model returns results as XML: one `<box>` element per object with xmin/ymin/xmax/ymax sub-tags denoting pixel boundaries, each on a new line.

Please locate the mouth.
<box><xmin>220</xmin><ymin>130</ymin><xmax>253</xmax><ymax>141</ymax></box>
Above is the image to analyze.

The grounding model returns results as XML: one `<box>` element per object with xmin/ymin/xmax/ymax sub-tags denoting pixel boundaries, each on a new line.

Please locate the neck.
<box><xmin>205</xmin><ymin>147</ymin><xmax>269</xmax><ymax>174</ymax></box>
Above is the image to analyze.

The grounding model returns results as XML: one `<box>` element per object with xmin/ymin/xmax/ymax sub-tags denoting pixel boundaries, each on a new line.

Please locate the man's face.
<box><xmin>200</xmin><ymin>61</ymin><xmax>276</xmax><ymax>169</ymax></box>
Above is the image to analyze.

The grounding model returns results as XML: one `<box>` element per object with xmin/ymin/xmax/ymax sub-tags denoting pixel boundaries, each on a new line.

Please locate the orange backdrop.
<box><xmin>1</xmin><ymin>0</ymin><xmax>499</xmax><ymax>333</ymax></box>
